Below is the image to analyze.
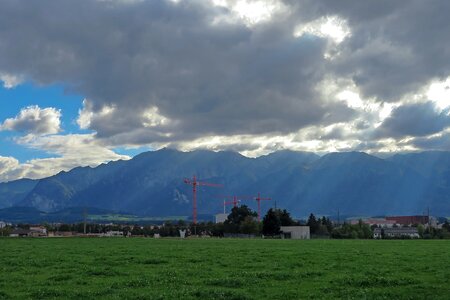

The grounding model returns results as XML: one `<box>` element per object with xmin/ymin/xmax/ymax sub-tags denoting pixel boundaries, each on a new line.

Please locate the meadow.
<box><xmin>0</xmin><ymin>238</ymin><xmax>449</xmax><ymax>299</ymax></box>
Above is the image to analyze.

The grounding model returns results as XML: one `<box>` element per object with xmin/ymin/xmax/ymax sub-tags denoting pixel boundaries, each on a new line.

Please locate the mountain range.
<box><xmin>1</xmin><ymin>149</ymin><xmax>449</xmax><ymax>221</ymax></box>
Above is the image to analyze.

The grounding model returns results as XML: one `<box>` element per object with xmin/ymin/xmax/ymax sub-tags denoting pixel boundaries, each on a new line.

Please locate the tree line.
<box><xmin>3</xmin><ymin>208</ymin><xmax>449</xmax><ymax>239</ymax></box>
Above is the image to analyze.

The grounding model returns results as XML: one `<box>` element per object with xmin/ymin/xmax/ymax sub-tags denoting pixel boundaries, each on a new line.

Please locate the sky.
<box><xmin>1</xmin><ymin>0</ymin><xmax>450</xmax><ymax>182</ymax></box>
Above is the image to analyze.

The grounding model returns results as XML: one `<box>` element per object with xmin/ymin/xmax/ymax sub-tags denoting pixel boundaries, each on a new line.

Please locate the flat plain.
<box><xmin>0</xmin><ymin>238</ymin><xmax>449</xmax><ymax>299</ymax></box>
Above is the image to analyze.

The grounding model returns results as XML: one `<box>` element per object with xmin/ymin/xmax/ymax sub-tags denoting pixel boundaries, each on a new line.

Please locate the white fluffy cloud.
<box><xmin>0</xmin><ymin>156</ymin><xmax>27</xmax><ymax>182</ymax></box>
<box><xmin>0</xmin><ymin>73</ymin><xmax>23</xmax><ymax>89</ymax></box>
<box><xmin>0</xmin><ymin>134</ymin><xmax>130</xmax><ymax>182</ymax></box>
<box><xmin>1</xmin><ymin>106</ymin><xmax>62</xmax><ymax>135</ymax></box>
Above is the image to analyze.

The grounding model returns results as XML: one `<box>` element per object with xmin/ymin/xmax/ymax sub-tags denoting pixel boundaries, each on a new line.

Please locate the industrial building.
<box><xmin>215</xmin><ymin>213</ymin><xmax>228</xmax><ymax>224</ymax></box>
<box><xmin>386</xmin><ymin>216</ymin><xmax>429</xmax><ymax>225</ymax></box>
<box><xmin>350</xmin><ymin>215</ymin><xmax>435</xmax><ymax>228</ymax></box>
<box><xmin>280</xmin><ymin>226</ymin><xmax>310</xmax><ymax>239</ymax></box>
<box><xmin>373</xmin><ymin>227</ymin><xmax>420</xmax><ymax>239</ymax></box>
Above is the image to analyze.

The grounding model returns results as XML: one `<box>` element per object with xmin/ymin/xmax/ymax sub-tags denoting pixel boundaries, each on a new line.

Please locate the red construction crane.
<box><xmin>184</xmin><ymin>175</ymin><xmax>222</xmax><ymax>224</ymax></box>
<box><xmin>254</xmin><ymin>192</ymin><xmax>272</xmax><ymax>221</ymax></box>
<box><xmin>222</xmin><ymin>198</ymin><xmax>240</xmax><ymax>214</ymax></box>
<box><xmin>216</xmin><ymin>195</ymin><xmax>252</xmax><ymax>213</ymax></box>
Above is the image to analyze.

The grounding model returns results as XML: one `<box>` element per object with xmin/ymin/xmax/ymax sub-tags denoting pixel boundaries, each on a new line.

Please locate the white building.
<box><xmin>215</xmin><ymin>213</ymin><xmax>228</xmax><ymax>224</ymax></box>
<box><xmin>104</xmin><ymin>231</ymin><xmax>123</xmax><ymax>237</ymax></box>
<box><xmin>373</xmin><ymin>227</ymin><xmax>420</xmax><ymax>239</ymax></box>
<box><xmin>0</xmin><ymin>221</ymin><xmax>6</xmax><ymax>229</ymax></box>
<box><xmin>280</xmin><ymin>226</ymin><xmax>310</xmax><ymax>239</ymax></box>
<box><xmin>30</xmin><ymin>226</ymin><xmax>47</xmax><ymax>235</ymax></box>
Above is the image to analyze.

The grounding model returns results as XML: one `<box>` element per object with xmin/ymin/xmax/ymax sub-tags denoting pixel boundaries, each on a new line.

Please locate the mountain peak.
<box><xmin>259</xmin><ymin>150</ymin><xmax>319</xmax><ymax>163</ymax></box>
<box><xmin>321</xmin><ymin>151</ymin><xmax>381</xmax><ymax>161</ymax></box>
<box><xmin>312</xmin><ymin>151</ymin><xmax>385</xmax><ymax>170</ymax></box>
<box><xmin>2</xmin><ymin>150</ymin><xmax>450</xmax><ymax>218</ymax></box>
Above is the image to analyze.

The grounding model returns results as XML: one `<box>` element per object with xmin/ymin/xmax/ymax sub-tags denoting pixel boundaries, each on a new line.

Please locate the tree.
<box><xmin>224</xmin><ymin>205</ymin><xmax>258</xmax><ymax>234</ymax></box>
<box><xmin>360</xmin><ymin>223</ymin><xmax>372</xmax><ymax>239</ymax></box>
<box><xmin>307</xmin><ymin>213</ymin><xmax>320</xmax><ymax>234</ymax></box>
<box><xmin>240</xmin><ymin>216</ymin><xmax>260</xmax><ymax>235</ymax></box>
<box><xmin>0</xmin><ymin>226</ymin><xmax>11</xmax><ymax>236</ymax></box>
<box><xmin>131</xmin><ymin>225</ymin><xmax>144</xmax><ymax>236</ymax></box>
<box><xmin>58</xmin><ymin>224</ymin><xmax>71</xmax><ymax>232</ymax></box>
<box><xmin>316</xmin><ymin>224</ymin><xmax>329</xmax><ymax>236</ymax></box>
<box><xmin>279</xmin><ymin>209</ymin><xmax>296</xmax><ymax>226</ymax></box>
<box><xmin>331</xmin><ymin>222</ymin><xmax>373</xmax><ymax>239</ymax></box>
<box><xmin>443</xmin><ymin>220</ymin><xmax>450</xmax><ymax>231</ymax></box>
<box><xmin>262</xmin><ymin>208</ymin><xmax>281</xmax><ymax>236</ymax></box>
<box><xmin>17</xmin><ymin>224</ymin><xmax>30</xmax><ymax>229</ymax></box>
<box><xmin>417</xmin><ymin>224</ymin><xmax>425</xmax><ymax>238</ymax></box>
<box><xmin>211</xmin><ymin>222</ymin><xmax>224</xmax><ymax>237</ymax></box>
<box><xmin>227</xmin><ymin>205</ymin><xmax>257</xmax><ymax>223</ymax></box>
<box><xmin>321</xmin><ymin>216</ymin><xmax>333</xmax><ymax>233</ymax></box>
<box><xmin>74</xmin><ymin>223</ymin><xmax>85</xmax><ymax>233</ymax></box>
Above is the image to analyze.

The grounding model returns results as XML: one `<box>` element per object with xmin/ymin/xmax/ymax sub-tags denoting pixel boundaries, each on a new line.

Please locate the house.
<box><xmin>373</xmin><ymin>228</ymin><xmax>382</xmax><ymax>239</ymax></box>
<box><xmin>9</xmin><ymin>226</ymin><xmax>47</xmax><ymax>237</ymax></box>
<box><xmin>0</xmin><ymin>221</ymin><xmax>6</xmax><ymax>229</ymax></box>
<box><xmin>373</xmin><ymin>227</ymin><xmax>420</xmax><ymax>239</ymax></box>
<box><xmin>104</xmin><ymin>231</ymin><xmax>123</xmax><ymax>237</ymax></box>
<box><xmin>54</xmin><ymin>231</ymin><xmax>76</xmax><ymax>237</ymax></box>
<box><xmin>29</xmin><ymin>226</ymin><xmax>47</xmax><ymax>237</ymax></box>
<box><xmin>29</xmin><ymin>231</ymin><xmax>46</xmax><ymax>237</ymax></box>
<box><xmin>9</xmin><ymin>228</ymin><xmax>31</xmax><ymax>237</ymax></box>
<box><xmin>280</xmin><ymin>226</ymin><xmax>310</xmax><ymax>239</ymax></box>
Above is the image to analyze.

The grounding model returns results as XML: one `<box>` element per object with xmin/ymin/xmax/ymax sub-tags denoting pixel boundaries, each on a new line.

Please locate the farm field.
<box><xmin>0</xmin><ymin>238</ymin><xmax>449</xmax><ymax>299</ymax></box>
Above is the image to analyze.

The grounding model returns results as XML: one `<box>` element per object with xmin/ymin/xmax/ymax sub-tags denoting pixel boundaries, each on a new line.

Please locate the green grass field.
<box><xmin>0</xmin><ymin>238</ymin><xmax>449</xmax><ymax>299</ymax></box>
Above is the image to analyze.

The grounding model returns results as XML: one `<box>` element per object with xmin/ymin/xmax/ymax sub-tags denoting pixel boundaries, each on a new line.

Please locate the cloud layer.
<box><xmin>0</xmin><ymin>0</ymin><xmax>354</xmax><ymax>145</ymax></box>
<box><xmin>0</xmin><ymin>134</ymin><xmax>129</xmax><ymax>182</ymax></box>
<box><xmin>1</xmin><ymin>0</ymin><xmax>450</xmax><ymax>181</ymax></box>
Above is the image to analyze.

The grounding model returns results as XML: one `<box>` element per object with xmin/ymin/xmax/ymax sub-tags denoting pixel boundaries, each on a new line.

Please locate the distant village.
<box><xmin>1</xmin><ymin>208</ymin><xmax>449</xmax><ymax>240</ymax></box>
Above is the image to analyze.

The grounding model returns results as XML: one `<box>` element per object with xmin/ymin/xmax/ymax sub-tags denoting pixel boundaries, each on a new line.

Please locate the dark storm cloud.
<box><xmin>376</xmin><ymin>102</ymin><xmax>450</xmax><ymax>138</ymax></box>
<box><xmin>341</xmin><ymin>1</ymin><xmax>450</xmax><ymax>101</ymax></box>
<box><xmin>0</xmin><ymin>0</ymin><xmax>351</xmax><ymax>144</ymax></box>
<box><xmin>412</xmin><ymin>132</ymin><xmax>450</xmax><ymax>151</ymax></box>
<box><xmin>1</xmin><ymin>0</ymin><xmax>450</xmax><ymax>149</ymax></box>
<box><xmin>285</xmin><ymin>0</ymin><xmax>450</xmax><ymax>101</ymax></box>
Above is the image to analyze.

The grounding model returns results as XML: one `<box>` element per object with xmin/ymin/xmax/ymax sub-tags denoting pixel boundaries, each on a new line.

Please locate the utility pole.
<box><xmin>83</xmin><ymin>208</ymin><xmax>87</xmax><ymax>235</ymax></box>
<box><xmin>184</xmin><ymin>175</ymin><xmax>222</xmax><ymax>225</ymax></box>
